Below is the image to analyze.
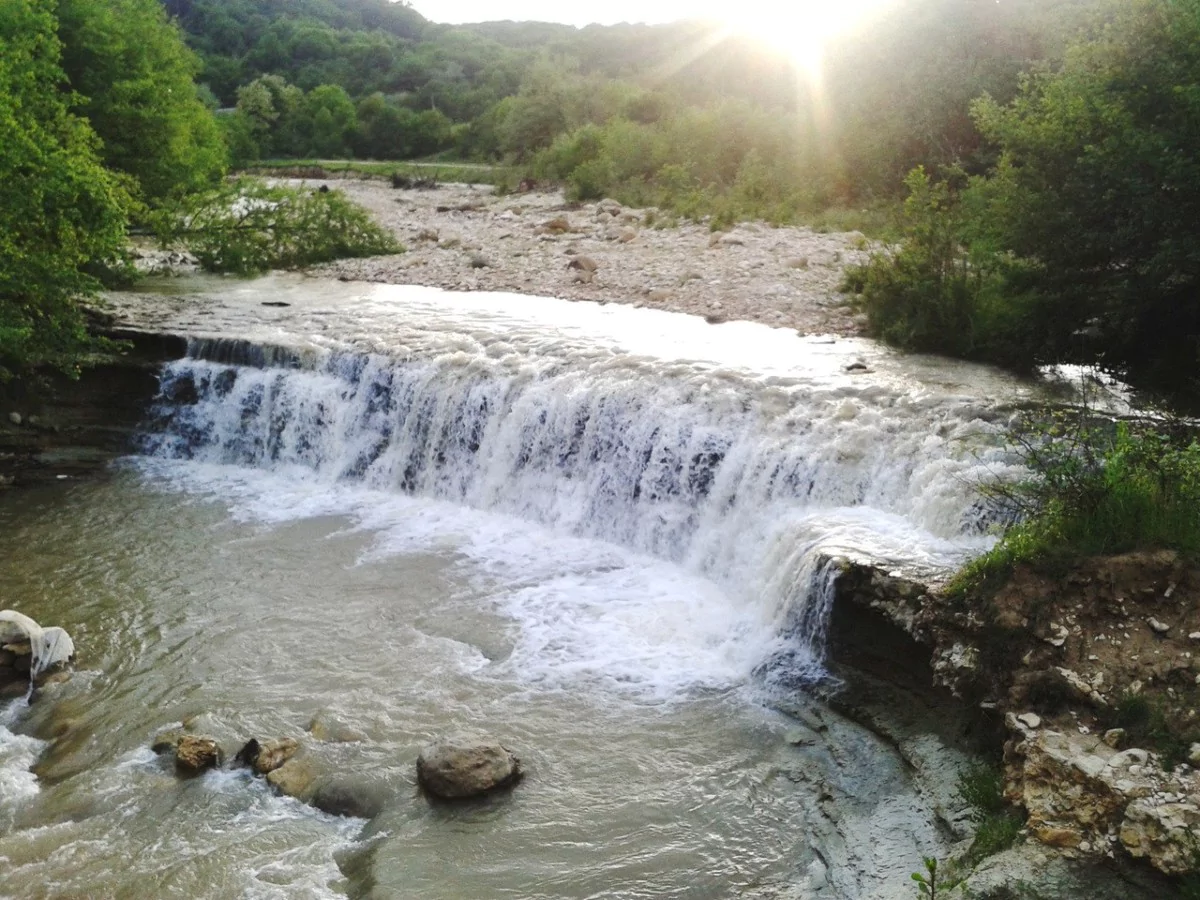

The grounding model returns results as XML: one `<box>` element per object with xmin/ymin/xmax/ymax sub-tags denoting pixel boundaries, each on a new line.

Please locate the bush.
<box><xmin>952</xmin><ymin>408</ymin><xmax>1200</xmax><ymax>594</ymax></box>
<box><xmin>845</xmin><ymin>167</ymin><xmax>1042</xmax><ymax>368</ymax></box>
<box><xmin>159</xmin><ymin>179</ymin><xmax>400</xmax><ymax>275</ymax></box>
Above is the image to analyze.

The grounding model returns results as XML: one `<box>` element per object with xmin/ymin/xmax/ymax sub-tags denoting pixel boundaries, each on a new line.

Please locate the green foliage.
<box><xmin>854</xmin><ymin>0</ymin><xmax>1200</xmax><ymax>391</ymax></box>
<box><xmin>952</xmin><ymin>409</ymin><xmax>1200</xmax><ymax>594</ymax></box>
<box><xmin>159</xmin><ymin>178</ymin><xmax>398</xmax><ymax>274</ymax></box>
<box><xmin>970</xmin><ymin>0</ymin><xmax>1200</xmax><ymax>386</ymax></box>
<box><xmin>845</xmin><ymin>167</ymin><xmax>1041</xmax><ymax>367</ymax></box>
<box><xmin>0</xmin><ymin>0</ymin><xmax>131</xmax><ymax>379</ymax></box>
<box><xmin>957</xmin><ymin>762</ymin><xmax>1024</xmax><ymax>862</ymax></box>
<box><xmin>911</xmin><ymin>857</ymin><xmax>963</xmax><ymax>899</ymax></box>
<box><xmin>56</xmin><ymin>0</ymin><xmax>226</xmax><ymax>202</ymax></box>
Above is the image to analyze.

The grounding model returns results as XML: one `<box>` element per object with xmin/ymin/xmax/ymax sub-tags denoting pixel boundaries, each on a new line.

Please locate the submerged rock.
<box><xmin>175</xmin><ymin>735</ymin><xmax>222</xmax><ymax>774</ymax></box>
<box><xmin>416</xmin><ymin>733</ymin><xmax>522</xmax><ymax>800</ymax></box>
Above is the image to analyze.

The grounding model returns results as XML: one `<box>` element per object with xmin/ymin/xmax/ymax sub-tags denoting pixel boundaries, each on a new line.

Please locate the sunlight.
<box><xmin>710</xmin><ymin>0</ymin><xmax>895</xmax><ymax>75</ymax></box>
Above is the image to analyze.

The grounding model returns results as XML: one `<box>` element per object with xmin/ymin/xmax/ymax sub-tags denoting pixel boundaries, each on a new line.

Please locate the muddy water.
<box><xmin>0</xmin><ymin>277</ymin><xmax>1050</xmax><ymax>898</ymax></box>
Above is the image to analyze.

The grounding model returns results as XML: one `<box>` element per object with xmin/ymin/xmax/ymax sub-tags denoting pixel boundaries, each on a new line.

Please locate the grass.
<box><xmin>1109</xmin><ymin>692</ymin><xmax>1200</xmax><ymax>769</ymax></box>
<box><xmin>948</xmin><ymin>416</ymin><xmax>1200</xmax><ymax>598</ymax></box>
<box><xmin>957</xmin><ymin>762</ymin><xmax>1024</xmax><ymax>864</ymax></box>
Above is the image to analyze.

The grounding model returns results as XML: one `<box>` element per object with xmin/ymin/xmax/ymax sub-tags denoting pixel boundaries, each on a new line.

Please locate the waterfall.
<box><xmin>139</xmin><ymin>337</ymin><xmax>1008</xmax><ymax>682</ymax></box>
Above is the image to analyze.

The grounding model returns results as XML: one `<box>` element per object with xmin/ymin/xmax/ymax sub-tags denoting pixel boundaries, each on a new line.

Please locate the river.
<box><xmin>0</xmin><ymin>276</ymin><xmax>1043</xmax><ymax>899</ymax></box>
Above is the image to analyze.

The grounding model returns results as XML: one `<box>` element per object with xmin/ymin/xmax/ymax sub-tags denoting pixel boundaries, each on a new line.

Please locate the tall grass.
<box><xmin>952</xmin><ymin>412</ymin><xmax>1200</xmax><ymax>595</ymax></box>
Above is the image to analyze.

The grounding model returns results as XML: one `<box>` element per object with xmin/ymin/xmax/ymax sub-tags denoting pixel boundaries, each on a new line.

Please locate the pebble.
<box><xmin>1018</xmin><ymin>712</ymin><xmax>1042</xmax><ymax>729</ymax></box>
<box><xmin>1148</xmin><ymin>618</ymin><xmax>1171</xmax><ymax>634</ymax></box>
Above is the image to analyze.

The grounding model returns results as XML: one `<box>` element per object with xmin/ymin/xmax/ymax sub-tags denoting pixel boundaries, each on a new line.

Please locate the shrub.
<box><xmin>953</xmin><ymin>408</ymin><xmax>1200</xmax><ymax>594</ymax></box>
<box><xmin>159</xmin><ymin>179</ymin><xmax>400</xmax><ymax>275</ymax></box>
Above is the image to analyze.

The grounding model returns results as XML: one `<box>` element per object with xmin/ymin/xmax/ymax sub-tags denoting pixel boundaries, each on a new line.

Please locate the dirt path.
<box><xmin>302</xmin><ymin>179</ymin><xmax>872</xmax><ymax>336</ymax></box>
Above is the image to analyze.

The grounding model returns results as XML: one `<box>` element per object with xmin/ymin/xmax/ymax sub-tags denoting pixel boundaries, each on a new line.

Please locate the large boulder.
<box><xmin>416</xmin><ymin>733</ymin><xmax>522</xmax><ymax>800</ymax></box>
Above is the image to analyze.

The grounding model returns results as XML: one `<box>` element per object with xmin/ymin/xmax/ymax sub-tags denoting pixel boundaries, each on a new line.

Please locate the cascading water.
<box><xmin>141</xmin><ymin>327</ymin><xmax>1010</xmax><ymax>685</ymax></box>
<box><xmin>0</xmin><ymin>278</ymin><xmax>1045</xmax><ymax>899</ymax></box>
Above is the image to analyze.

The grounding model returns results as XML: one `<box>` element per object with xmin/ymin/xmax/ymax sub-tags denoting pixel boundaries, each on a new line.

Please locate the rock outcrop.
<box><xmin>235</xmin><ymin>737</ymin><xmax>300</xmax><ymax>775</ymax></box>
<box><xmin>416</xmin><ymin>733</ymin><xmax>523</xmax><ymax>800</ymax></box>
<box><xmin>827</xmin><ymin>552</ymin><xmax>1200</xmax><ymax>878</ymax></box>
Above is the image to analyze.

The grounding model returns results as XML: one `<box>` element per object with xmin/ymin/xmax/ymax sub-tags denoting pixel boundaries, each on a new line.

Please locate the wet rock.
<box><xmin>311</xmin><ymin>779</ymin><xmax>385</xmax><ymax>819</ymax></box>
<box><xmin>175</xmin><ymin>735</ymin><xmax>222</xmax><ymax>775</ymax></box>
<box><xmin>266</xmin><ymin>755</ymin><xmax>318</xmax><ymax>799</ymax></box>
<box><xmin>416</xmin><ymin>733</ymin><xmax>522</xmax><ymax>800</ymax></box>
<box><xmin>235</xmin><ymin>737</ymin><xmax>299</xmax><ymax>775</ymax></box>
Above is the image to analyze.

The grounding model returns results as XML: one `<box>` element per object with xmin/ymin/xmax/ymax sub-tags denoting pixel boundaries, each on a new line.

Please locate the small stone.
<box><xmin>1017</xmin><ymin>712</ymin><xmax>1042</xmax><ymax>729</ymax></box>
<box><xmin>175</xmin><ymin>735</ymin><xmax>222</xmax><ymax>775</ymax></box>
<box><xmin>1148</xmin><ymin>618</ymin><xmax>1171</xmax><ymax>634</ymax></box>
<box><xmin>468</xmin><ymin>253</ymin><xmax>491</xmax><ymax>269</ymax></box>
<box><xmin>1103</xmin><ymin>728</ymin><xmax>1127</xmax><ymax>749</ymax></box>
<box><xmin>567</xmin><ymin>255</ymin><xmax>598</xmax><ymax>273</ymax></box>
<box><xmin>1189</xmin><ymin>744</ymin><xmax>1200</xmax><ymax>766</ymax></box>
<box><xmin>1188</xmin><ymin>633</ymin><xmax>1200</xmax><ymax>642</ymax></box>
<box><xmin>7</xmin><ymin>412</ymin><xmax>20</xmax><ymax>426</ymax></box>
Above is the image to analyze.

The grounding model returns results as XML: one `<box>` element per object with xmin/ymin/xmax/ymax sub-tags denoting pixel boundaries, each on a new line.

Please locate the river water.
<box><xmin>0</xmin><ymin>277</ymin><xmax>1044</xmax><ymax>899</ymax></box>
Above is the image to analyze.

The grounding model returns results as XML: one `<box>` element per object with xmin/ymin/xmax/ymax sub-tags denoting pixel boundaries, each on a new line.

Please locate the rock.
<box><xmin>785</xmin><ymin>257</ymin><xmax>809</xmax><ymax>269</ymax></box>
<box><xmin>571</xmin><ymin>269</ymin><xmax>595</xmax><ymax>285</ymax></box>
<box><xmin>416</xmin><ymin>733</ymin><xmax>522</xmax><ymax>800</ymax></box>
<box><xmin>267</xmin><ymin>756</ymin><xmax>318</xmax><ymax>799</ymax></box>
<box><xmin>235</xmin><ymin>737</ymin><xmax>299</xmax><ymax>775</ymax></box>
<box><xmin>1103</xmin><ymin>729</ymin><xmax>1127</xmax><ymax>750</ymax></box>
<box><xmin>1188</xmin><ymin>632</ymin><xmax>1200</xmax><ymax>642</ymax></box>
<box><xmin>311</xmin><ymin>780</ymin><xmax>385</xmax><ymax>819</ymax></box>
<box><xmin>468</xmin><ymin>253</ymin><xmax>491</xmax><ymax>269</ymax></box>
<box><xmin>538</xmin><ymin>216</ymin><xmax>572</xmax><ymax>234</ymax></box>
<box><xmin>1148</xmin><ymin>618</ymin><xmax>1171</xmax><ymax>634</ymax></box>
<box><xmin>1120</xmin><ymin>798</ymin><xmax>1200</xmax><ymax>874</ymax></box>
<box><xmin>175</xmin><ymin>735</ymin><xmax>222</xmax><ymax>775</ymax></box>
<box><xmin>567</xmin><ymin>255</ymin><xmax>598</xmax><ymax>273</ymax></box>
<box><xmin>0</xmin><ymin>649</ymin><xmax>15</xmax><ymax>668</ymax></box>
<box><xmin>645</xmin><ymin>289</ymin><xmax>673</xmax><ymax>302</ymax></box>
<box><xmin>618</xmin><ymin>227</ymin><xmax>637</xmax><ymax>243</ymax></box>
<box><xmin>8</xmin><ymin>412</ymin><xmax>21</xmax><ymax>426</ymax></box>
<box><xmin>1189</xmin><ymin>743</ymin><xmax>1200</xmax><ymax>766</ymax></box>
<box><xmin>415</xmin><ymin>227</ymin><xmax>438</xmax><ymax>242</ymax></box>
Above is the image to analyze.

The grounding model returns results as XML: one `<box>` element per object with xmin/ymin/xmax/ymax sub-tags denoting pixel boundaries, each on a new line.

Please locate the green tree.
<box><xmin>971</xmin><ymin>0</ymin><xmax>1200</xmax><ymax>384</ymax></box>
<box><xmin>56</xmin><ymin>0</ymin><xmax>226</xmax><ymax>202</ymax></box>
<box><xmin>0</xmin><ymin>0</ymin><xmax>131</xmax><ymax>378</ymax></box>
<box><xmin>297</xmin><ymin>83</ymin><xmax>357</xmax><ymax>156</ymax></box>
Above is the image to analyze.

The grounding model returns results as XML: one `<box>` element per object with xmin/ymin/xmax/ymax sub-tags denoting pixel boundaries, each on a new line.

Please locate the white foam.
<box><xmin>0</xmin><ymin>704</ymin><xmax>45</xmax><ymax>811</ymax></box>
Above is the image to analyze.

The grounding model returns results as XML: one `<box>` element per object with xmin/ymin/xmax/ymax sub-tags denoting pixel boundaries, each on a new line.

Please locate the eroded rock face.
<box><xmin>1004</xmin><ymin>714</ymin><xmax>1200</xmax><ymax>875</ymax></box>
<box><xmin>416</xmin><ymin>733</ymin><xmax>522</xmax><ymax>800</ymax></box>
<box><xmin>175</xmin><ymin>735</ymin><xmax>222</xmax><ymax>774</ymax></box>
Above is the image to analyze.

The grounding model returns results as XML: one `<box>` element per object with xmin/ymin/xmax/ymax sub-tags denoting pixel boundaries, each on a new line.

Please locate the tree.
<box><xmin>972</xmin><ymin>0</ymin><xmax>1200</xmax><ymax>383</ymax></box>
<box><xmin>0</xmin><ymin>0</ymin><xmax>131</xmax><ymax>378</ymax></box>
<box><xmin>55</xmin><ymin>0</ymin><xmax>226</xmax><ymax>202</ymax></box>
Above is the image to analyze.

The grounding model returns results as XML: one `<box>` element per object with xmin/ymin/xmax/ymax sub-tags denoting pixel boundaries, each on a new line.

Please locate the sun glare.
<box><xmin>715</xmin><ymin>0</ymin><xmax>894</xmax><ymax>76</ymax></box>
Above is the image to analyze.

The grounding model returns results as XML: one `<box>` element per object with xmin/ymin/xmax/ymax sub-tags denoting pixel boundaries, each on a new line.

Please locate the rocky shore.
<box><xmin>297</xmin><ymin>178</ymin><xmax>872</xmax><ymax>336</ymax></box>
